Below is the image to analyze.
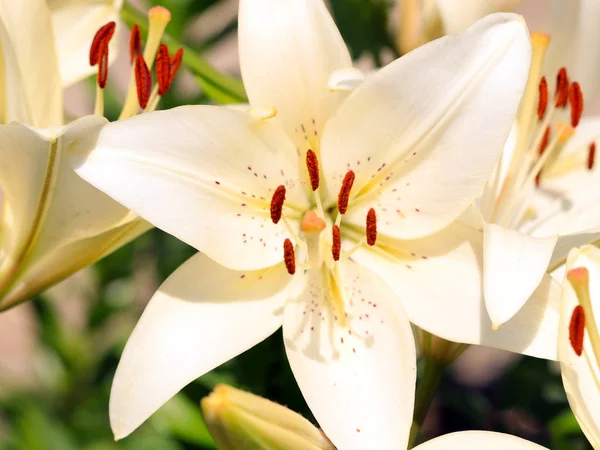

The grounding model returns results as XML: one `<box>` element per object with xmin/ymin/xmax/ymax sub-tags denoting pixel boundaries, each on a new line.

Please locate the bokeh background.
<box><xmin>0</xmin><ymin>0</ymin><xmax>594</xmax><ymax>448</ymax></box>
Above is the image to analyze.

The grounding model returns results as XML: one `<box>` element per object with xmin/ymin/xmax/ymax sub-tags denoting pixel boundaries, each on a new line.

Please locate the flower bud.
<box><xmin>201</xmin><ymin>384</ymin><xmax>335</xmax><ymax>450</ymax></box>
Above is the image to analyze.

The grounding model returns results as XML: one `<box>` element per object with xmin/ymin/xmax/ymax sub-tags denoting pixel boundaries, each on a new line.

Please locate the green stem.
<box><xmin>120</xmin><ymin>3</ymin><xmax>248</xmax><ymax>104</ymax></box>
<box><xmin>408</xmin><ymin>358</ymin><xmax>445</xmax><ymax>448</ymax></box>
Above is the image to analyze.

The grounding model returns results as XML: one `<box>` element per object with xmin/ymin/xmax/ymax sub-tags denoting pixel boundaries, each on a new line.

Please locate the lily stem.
<box><xmin>119</xmin><ymin>3</ymin><xmax>248</xmax><ymax>104</ymax></box>
<box><xmin>408</xmin><ymin>357</ymin><xmax>445</xmax><ymax>448</ymax></box>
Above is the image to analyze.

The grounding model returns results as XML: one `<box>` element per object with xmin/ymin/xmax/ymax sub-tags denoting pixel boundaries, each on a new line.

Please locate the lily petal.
<box><xmin>0</xmin><ymin>0</ymin><xmax>62</xmax><ymax>126</ymax></box>
<box><xmin>352</xmin><ymin>222</ymin><xmax>561</xmax><ymax>360</ymax></box>
<box><xmin>322</xmin><ymin>14</ymin><xmax>530</xmax><ymax>239</ymax></box>
<box><xmin>543</xmin><ymin>0</ymin><xmax>600</xmax><ymax>100</ymax></box>
<box><xmin>483</xmin><ymin>222</ymin><xmax>557</xmax><ymax>327</ymax></box>
<box><xmin>110</xmin><ymin>253</ymin><xmax>290</xmax><ymax>439</ymax></box>
<box><xmin>49</xmin><ymin>0</ymin><xmax>124</xmax><ymax>86</ymax></box>
<box><xmin>71</xmin><ymin>106</ymin><xmax>310</xmax><ymax>271</ymax></box>
<box><xmin>238</xmin><ymin>0</ymin><xmax>351</xmax><ymax>151</ymax></box>
<box><xmin>0</xmin><ymin>116</ymin><xmax>147</xmax><ymax>310</ymax></box>
<box><xmin>559</xmin><ymin>245</ymin><xmax>600</xmax><ymax>448</ymax></box>
<box><xmin>283</xmin><ymin>261</ymin><xmax>415</xmax><ymax>450</ymax></box>
<box><xmin>413</xmin><ymin>430</ymin><xmax>547</xmax><ymax>449</ymax></box>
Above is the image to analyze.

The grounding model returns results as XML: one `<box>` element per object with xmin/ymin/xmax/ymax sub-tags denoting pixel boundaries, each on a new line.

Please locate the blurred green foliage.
<box><xmin>0</xmin><ymin>0</ymin><xmax>593</xmax><ymax>449</ymax></box>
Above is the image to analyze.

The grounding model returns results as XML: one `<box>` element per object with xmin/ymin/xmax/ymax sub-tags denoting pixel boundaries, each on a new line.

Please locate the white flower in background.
<box><xmin>47</xmin><ymin>0</ymin><xmax>124</xmax><ymax>86</ymax></box>
<box><xmin>559</xmin><ymin>245</ymin><xmax>600</xmax><ymax>448</ymax></box>
<box><xmin>0</xmin><ymin>1</ymin><xmax>187</xmax><ymax>310</ymax></box>
<box><xmin>72</xmin><ymin>0</ymin><xmax>551</xmax><ymax>445</ymax></box>
<box><xmin>200</xmin><ymin>384</ymin><xmax>548</xmax><ymax>450</ymax></box>
<box><xmin>396</xmin><ymin>0</ymin><xmax>521</xmax><ymax>54</ymax></box>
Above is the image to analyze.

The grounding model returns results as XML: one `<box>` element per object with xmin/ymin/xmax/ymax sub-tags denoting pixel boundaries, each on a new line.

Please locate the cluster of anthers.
<box><xmin>566</xmin><ymin>268</ymin><xmax>600</xmax><ymax>387</ymax></box>
<box><xmin>269</xmin><ymin>149</ymin><xmax>377</xmax><ymax>277</ymax></box>
<box><xmin>482</xmin><ymin>32</ymin><xmax>589</xmax><ymax>229</ymax></box>
<box><xmin>89</xmin><ymin>7</ymin><xmax>182</xmax><ymax>119</ymax></box>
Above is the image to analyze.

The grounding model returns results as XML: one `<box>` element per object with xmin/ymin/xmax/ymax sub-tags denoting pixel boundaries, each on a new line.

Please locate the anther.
<box><xmin>366</xmin><ymin>208</ymin><xmax>377</xmax><ymax>246</ymax></box>
<box><xmin>306</xmin><ymin>150</ymin><xmax>320</xmax><ymax>191</ymax></box>
<box><xmin>129</xmin><ymin>24</ymin><xmax>142</xmax><ymax>65</ymax></box>
<box><xmin>538</xmin><ymin>126</ymin><xmax>551</xmax><ymax>155</ymax></box>
<box><xmin>555</xmin><ymin>67</ymin><xmax>569</xmax><ymax>108</ymax></box>
<box><xmin>569</xmin><ymin>305</ymin><xmax>585</xmax><ymax>356</ymax></box>
<box><xmin>588</xmin><ymin>142</ymin><xmax>596</xmax><ymax>170</ymax></box>
<box><xmin>89</xmin><ymin>21</ymin><xmax>116</xmax><ymax>66</ymax></box>
<box><xmin>332</xmin><ymin>225</ymin><xmax>341</xmax><ymax>261</ymax></box>
<box><xmin>283</xmin><ymin>239</ymin><xmax>296</xmax><ymax>275</ymax></box>
<box><xmin>270</xmin><ymin>185</ymin><xmax>286</xmax><ymax>224</ymax></box>
<box><xmin>537</xmin><ymin>76</ymin><xmax>548</xmax><ymax>120</ymax></box>
<box><xmin>156</xmin><ymin>44</ymin><xmax>172</xmax><ymax>96</ymax></box>
<box><xmin>97</xmin><ymin>46</ymin><xmax>109</xmax><ymax>88</ymax></box>
<box><xmin>170</xmin><ymin>48</ymin><xmax>184</xmax><ymax>81</ymax></box>
<box><xmin>337</xmin><ymin>170</ymin><xmax>355</xmax><ymax>214</ymax></box>
<box><xmin>569</xmin><ymin>82</ymin><xmax>583</xmax><ymax>127</ymax></box>
<box><xmin>135</xmin><ymin>55</ymin><xmax>152</xmax><ymax>109</ymax></box>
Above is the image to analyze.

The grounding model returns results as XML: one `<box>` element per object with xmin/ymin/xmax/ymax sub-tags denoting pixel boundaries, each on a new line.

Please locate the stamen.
<box><xmin>89</xmin><ymin>21</ymin><xmax>116</xmax><ymax>66</ymax></box>
<box><xmin>270</xmin><ymin>185</ymin><xmax>286</xmax><ymax>224</ymax></box>
<box><xmin>306</xmin><ymin>150</ymin><xmax>320</xmax><ymax>191</ymax></box>
<box><xmin>170</xmin><ymin>48</ymin><xmax>184</xmax><ymax>81</ymax></box>
<box><xmin>588</xmin><ymin>142</ymin><xmax>596</xmax><ymax>170</ymax></box>
<box><xmin>555</xmin><ymin>67</ymin><xmax>569</xmax><ymax>108</ymax></box>
<box><xmin>156</xmin><ymin>44</ymin><xmax>172</xmax><ymax>96</ymax></box>
<box><xmin>569</xmin><ymin>305</ymin><xmax>585</xmax><ymax>356</ymax></box>
<box><xmin>283</xmin><ymin>239</ymin><xmax>296</xmax><ymax>275</ymax></box>
<box><xmin>538</xmin><ymin>126</ymin><xmax>551</xmax><ymax>155</ymax></box>
<box><xmin>135</xmin><ymin>55</ymin><xmax>152</xmax><ymax>109</ymax></box>
<box><xmin>537</xmin><ymin>76</ymin><xmax>548</xmax><ymax>119</ymax></box>
<box><xmin>332</xmin><ymin>225</ymin><xmax>341</xmax><ymax>261</ymax></box>
<box><xmin>366</xmin><ymin>208</ymin><xmax>377</xmax><ymax>246</ymax></box>
<box><xmin>97</xmin><ymin>44</ymin><xmax>109</xmax><ymax>89</ymax></box>
<box><xmin>567</xmin><ymin>267</ymin><xmax>600</xmax><ymax>367</ymax></box>
<box><xmin>129</xmin><ymin>24</ymin><xmax>142</xmax><ymax>64</ymax></box>
<box><xmin>569</xmin><ymin>82</ymin><xmax>583</xmax><ymax>127</ymax></box>
<box><xmin>337</xmin><ymin>170</ymin><xmax>355</xmax><ymax>214</ymax></box>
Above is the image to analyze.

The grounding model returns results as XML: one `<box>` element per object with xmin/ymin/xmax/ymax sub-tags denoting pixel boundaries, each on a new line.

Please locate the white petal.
<box><xmin>322</xmin><ymin>14</ymin><xmax>531</xmax><ymax>239</ymax></box>
<box><xmin>327</xmin><ymin>68</ymin><xmax>365</xmax><ymax>92</ymax></box>
<box><xmin>71</xmin><ymin>106</ymin><xmax>310</xmax><ymax>271</ymax></box>
<box><xmin>528</xmin><ymin>117</ymin><xmax>600</xmax><ymax>238</ymax></box>
<box><xmin>548</xmin><ymin>231</ymin><xmax>600</xmax><ymax>273</ymax></box>
<box><xmin>435</xmin><ymin>0</ymin><xmax>521</xmax><ymax>34</ymax></box>
<box><xmin>483</xmin><ymin>222</ymin><xmax>557</xmax><ymax>327</ymax></box>
<box><xmin>0</xmin><ymin>116</ymin><xmax>147</xmax><ymax>309</ymax></box>
<box><xmin>0</xmin><ymin>0</ymin><xmax>62</xmax><ymax>126</ymax></box>
<box><xmin>110</xmin><ymin>253</ymin><xmax>291</xmax><ymax>439</ymax></box>
<box><xmin>413</xmin><ymin>430</ymin><xmax>547</xmax><ymax>449</ymax></box>
<box><xmin>352</xmin><ymin>221</ymin><xmax>561</xmax><ymax>360</ymax></box>
<box><xmin>238</xmin><ymin>0</ymin><xmax>351</xmax><ymax>151</ymax></box>
<box><xmin>543</xmin><ymin>0</ymin><xmax>600</xmax><ymax>100</ymax></box>
<box><xmin>283</xmin><ymin>261</ymin><xmax>416</xmax><ymax>450</ymax></box>
<box><xmin>49</xmin><ymin>0</ymin><xmax>124</xmax><ymax>86</ymax></box>
<box><xmin>559</xmin><ymin>245</ymin><xmax>600</xmax><ymax>448</ymax></box>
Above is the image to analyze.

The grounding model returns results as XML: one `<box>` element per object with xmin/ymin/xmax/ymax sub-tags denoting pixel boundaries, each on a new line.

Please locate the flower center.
<box><xmin>566</xmin><ymin>267</ymin><xmax>600</xmax><ymax>390</ymax></box>
<box><xmin>480</xmin><ymin>32</ymin><xmax>592</xmax><ymax>231</ymax></box>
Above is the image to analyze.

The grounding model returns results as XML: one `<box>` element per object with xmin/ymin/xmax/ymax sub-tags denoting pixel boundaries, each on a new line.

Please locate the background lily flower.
<box><xmin>0</xmin><ymin>0</ymin><xmax>154</xmax><ymax>310</ymax></box>
<box><xmin>48</xmin><ymin>0</ymin><xmax>124</xmax><ymax>86</ymax></box>
<box><xmin>558</xmin><ymin>245</ymin><xmax>600</xmax><ymax>448</ymax></box>
<box><xmin>71</xmin><ymin>0</ymin><xmax>548</xmax><ymax>444</ymax></box>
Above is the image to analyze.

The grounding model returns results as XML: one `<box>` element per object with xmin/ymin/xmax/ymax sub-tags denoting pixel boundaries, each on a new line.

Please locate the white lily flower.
<box><xmin>474</xmin><ymin>1</ymin><xmax>600</xmax><ymax>330</ymax></box>
<box><xmin>48</xmin><ymin>0</ymin><xmax>124</xmax><ymax>86</ymax></box>
<box><xmin>0</xmin><ymin>1</ymin><xmax>189</xmax><ymax>310</ymax></box>
<box><xmin>413</xmin><ymin>430</ymin><xmax>547</xmax><ymax>449</ymax></box>
<box><xmin>558</xmin><ymin>245</ymin><xmax>600</xmax><ymax>448</ymax></box>
<box><xmin>72</xmin><ymin>0</ymin><xmax>547</xmax><ymax>444</ymax></box>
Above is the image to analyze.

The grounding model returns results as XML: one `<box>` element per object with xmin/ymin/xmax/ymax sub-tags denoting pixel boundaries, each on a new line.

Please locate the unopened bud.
<box><xmin>201</xmin><ymin>384</ymin><xmax>335</xmax><ymax>450</ymax></box>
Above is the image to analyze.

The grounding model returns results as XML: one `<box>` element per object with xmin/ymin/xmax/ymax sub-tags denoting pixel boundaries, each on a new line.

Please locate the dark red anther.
<box><xmin>283</xmin><ymin>239</ymin><xmax>296</xmax><ymax>275</ymax></box>
<box><xmin>129</xmin><ymin>24</ymin><xmax>142</xmax><ymax>65</ymax></box>
<box><xmin>366</xmin><ymin>208</ymin><xmax>377</xmax><ymax>246</ymax></box>
<box><xmin>337</xmin><ymin>170</ymin><xmax>355</xmax><ymax>215</ymax></box>
<box><xmin>270</xmin><ymin>185</ymin><xmax>286</xmax><ymax>224</ymax></box>
<box><xmin>170</xmin><ymin>48</ymin><xmax>184</xmax><ymax>82</ymax></box>
<box><xmin>569</xmin><ymin>82</ymin><xmax>584</xmax><ymax>127</ymax></box>
<box><xmin>97</xmin><ymin>45</ymin><xmax>109</xmax><ymax>88</ymax></box>
<box><xmin>555</xmin><ymin>67</ymin><xmax>570</xmax><ymax>108</ymax></box>
<box><xmin>306</xmin><ymin>150</ymin><xmax>320</xmax><ymax>191</ymax></box>
<box><xmin>537</xmin><ymin>76</ymin><xmax>548</xmax><ymax>120</ymax></box>
<box><xmin>134</xmin><ymin>55</ymin><xmax>152</xmax><ymax>109</ymax></box>
<box><xmin>538</xmin><ymin>126</ymin><xmax>551</xmax><ymax>155</ymax></box>
<box><xmin>156</xmin><ymin>44</ymin><xmax>172</xmax><ymax>96</ymax></box>
<box><xmin>89</xmin><ymin>21</ymin><xmax>116</xmax><ymax>66</ymax></box>
<box><xmin>332</xmin><ymin>225</ymin><xmax>341</xmax><ymax>261</ymax></box>
<box><xmin>569</xmin><ymin>305</ymin><xmax>585</xmax><ymax>356</ymax></box>
<box><xmin>588</xmin><ymin>142</ymin><xmax>596</xmax><ymax>170</ymax></box>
